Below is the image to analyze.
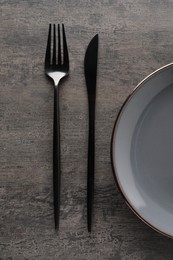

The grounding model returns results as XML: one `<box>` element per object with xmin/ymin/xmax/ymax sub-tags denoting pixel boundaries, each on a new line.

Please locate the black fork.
<box><xmin>45</xmin><ymin>24</ymin><xmax>69</xmax><ymax>229</ymax></box>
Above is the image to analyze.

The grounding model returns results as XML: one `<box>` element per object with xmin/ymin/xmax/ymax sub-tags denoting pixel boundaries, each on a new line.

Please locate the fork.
<box><xmin>45</xmin><ymin>24</ymin><xmax>69</xmax><ymax>229</ymax></box>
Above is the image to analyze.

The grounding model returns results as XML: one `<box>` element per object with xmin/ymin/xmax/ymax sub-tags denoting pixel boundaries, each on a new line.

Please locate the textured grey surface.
<box><xmin>1</xmin><ymin>0</ymin><xmax>173</xmax><ymax>259</ymax></box>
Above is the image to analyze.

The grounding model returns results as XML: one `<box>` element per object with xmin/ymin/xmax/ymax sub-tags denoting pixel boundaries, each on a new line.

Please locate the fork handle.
<box><xmin>53</xmin><ymin>86</ymin><xmax>61</xmax><ymax>229</ymax></box>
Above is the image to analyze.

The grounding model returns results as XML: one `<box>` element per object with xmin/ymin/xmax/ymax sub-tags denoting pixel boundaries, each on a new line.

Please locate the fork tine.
<box><xmin>62</xmin><ymin>24</ymin><xmax>69</xmax><ymax>66</ymax></box>
<box><xmin>58</xmin><ymin>24</ymin><xmax>62</xmax><ymax>64</ymax></box>
<box><xmin>45</xmin><ymin>24</ymin><xmax>51</xmax><ymax>66</ymax></box>
<box><xmin>53</xmin><ymin>24</ymin><xmax>56</xmax><ymax>65</ymax></box>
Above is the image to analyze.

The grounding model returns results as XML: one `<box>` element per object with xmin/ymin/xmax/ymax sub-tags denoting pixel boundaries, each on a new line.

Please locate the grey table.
<box><xmin>1</xmin><ymin>0</ymin><xmax>173</xmax><ymax>259</ymax></box>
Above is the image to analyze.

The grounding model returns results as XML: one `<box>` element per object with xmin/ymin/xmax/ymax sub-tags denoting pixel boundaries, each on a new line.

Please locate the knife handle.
<box><xmin>87</xmin><ymin>100</ymin><xmax>95</xmax><ymax>232</ymax></box>
<box><xmin>53</xmin><ymin>87</ymin><xmax>61</xmax><ymax>229</ymax></box>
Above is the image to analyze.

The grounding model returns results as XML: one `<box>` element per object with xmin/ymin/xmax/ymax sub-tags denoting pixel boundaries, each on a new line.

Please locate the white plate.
<box><xmin>111</xmin><ymin>63</ymin><xmax>173</xmax><ymax>238</ymax></box>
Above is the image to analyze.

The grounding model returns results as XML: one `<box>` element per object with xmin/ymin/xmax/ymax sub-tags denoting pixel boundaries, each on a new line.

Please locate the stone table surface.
<box><xmin>1</xmin><ymin>0</ymin><xmax>173</xmax><ymax>259</ymax></box>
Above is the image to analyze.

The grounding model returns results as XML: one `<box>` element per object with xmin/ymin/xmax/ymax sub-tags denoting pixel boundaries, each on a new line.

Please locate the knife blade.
<box><xmin>84</xmin><ymin>34</ymin><xmax>99</xmax><ymax>232</ymax></box>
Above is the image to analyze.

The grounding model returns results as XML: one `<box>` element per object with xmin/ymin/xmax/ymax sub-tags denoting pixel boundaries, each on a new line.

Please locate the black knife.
<box><xmin>84</xmin><ymin>34</ymin><xmax>99</xmax><ymax>232</ymax></box>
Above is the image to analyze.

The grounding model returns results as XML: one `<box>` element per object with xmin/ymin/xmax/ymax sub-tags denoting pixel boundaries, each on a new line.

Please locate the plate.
<box><xmin>111</xmin><ymin>63</ymin><xmax>173</xmax><ymax>238</ymax></box>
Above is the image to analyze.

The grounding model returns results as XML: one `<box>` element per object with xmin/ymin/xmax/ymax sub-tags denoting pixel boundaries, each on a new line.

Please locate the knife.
<box><xmin>84</xmin><ymin>34</ymin><xmax>99</xmax><ymax>232</ymax></box>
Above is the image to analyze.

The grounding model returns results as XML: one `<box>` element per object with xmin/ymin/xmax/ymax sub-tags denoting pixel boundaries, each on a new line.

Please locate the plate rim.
<box><xmin>111</xmin><ymin>62</ymin><xmax>173</xmax><ymax>239</ymax></box>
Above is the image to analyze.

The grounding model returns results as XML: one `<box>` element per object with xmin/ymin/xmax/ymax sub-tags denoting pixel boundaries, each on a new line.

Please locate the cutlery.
<box><xmin>45</xmin><ymin>24</ymin><xmax>69</xmax><ymax>229</ymax></box>
<box><xmin>84</xmin><ymin>34</ymin><xmax>99</xmax><ymax>232</ymax></box>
